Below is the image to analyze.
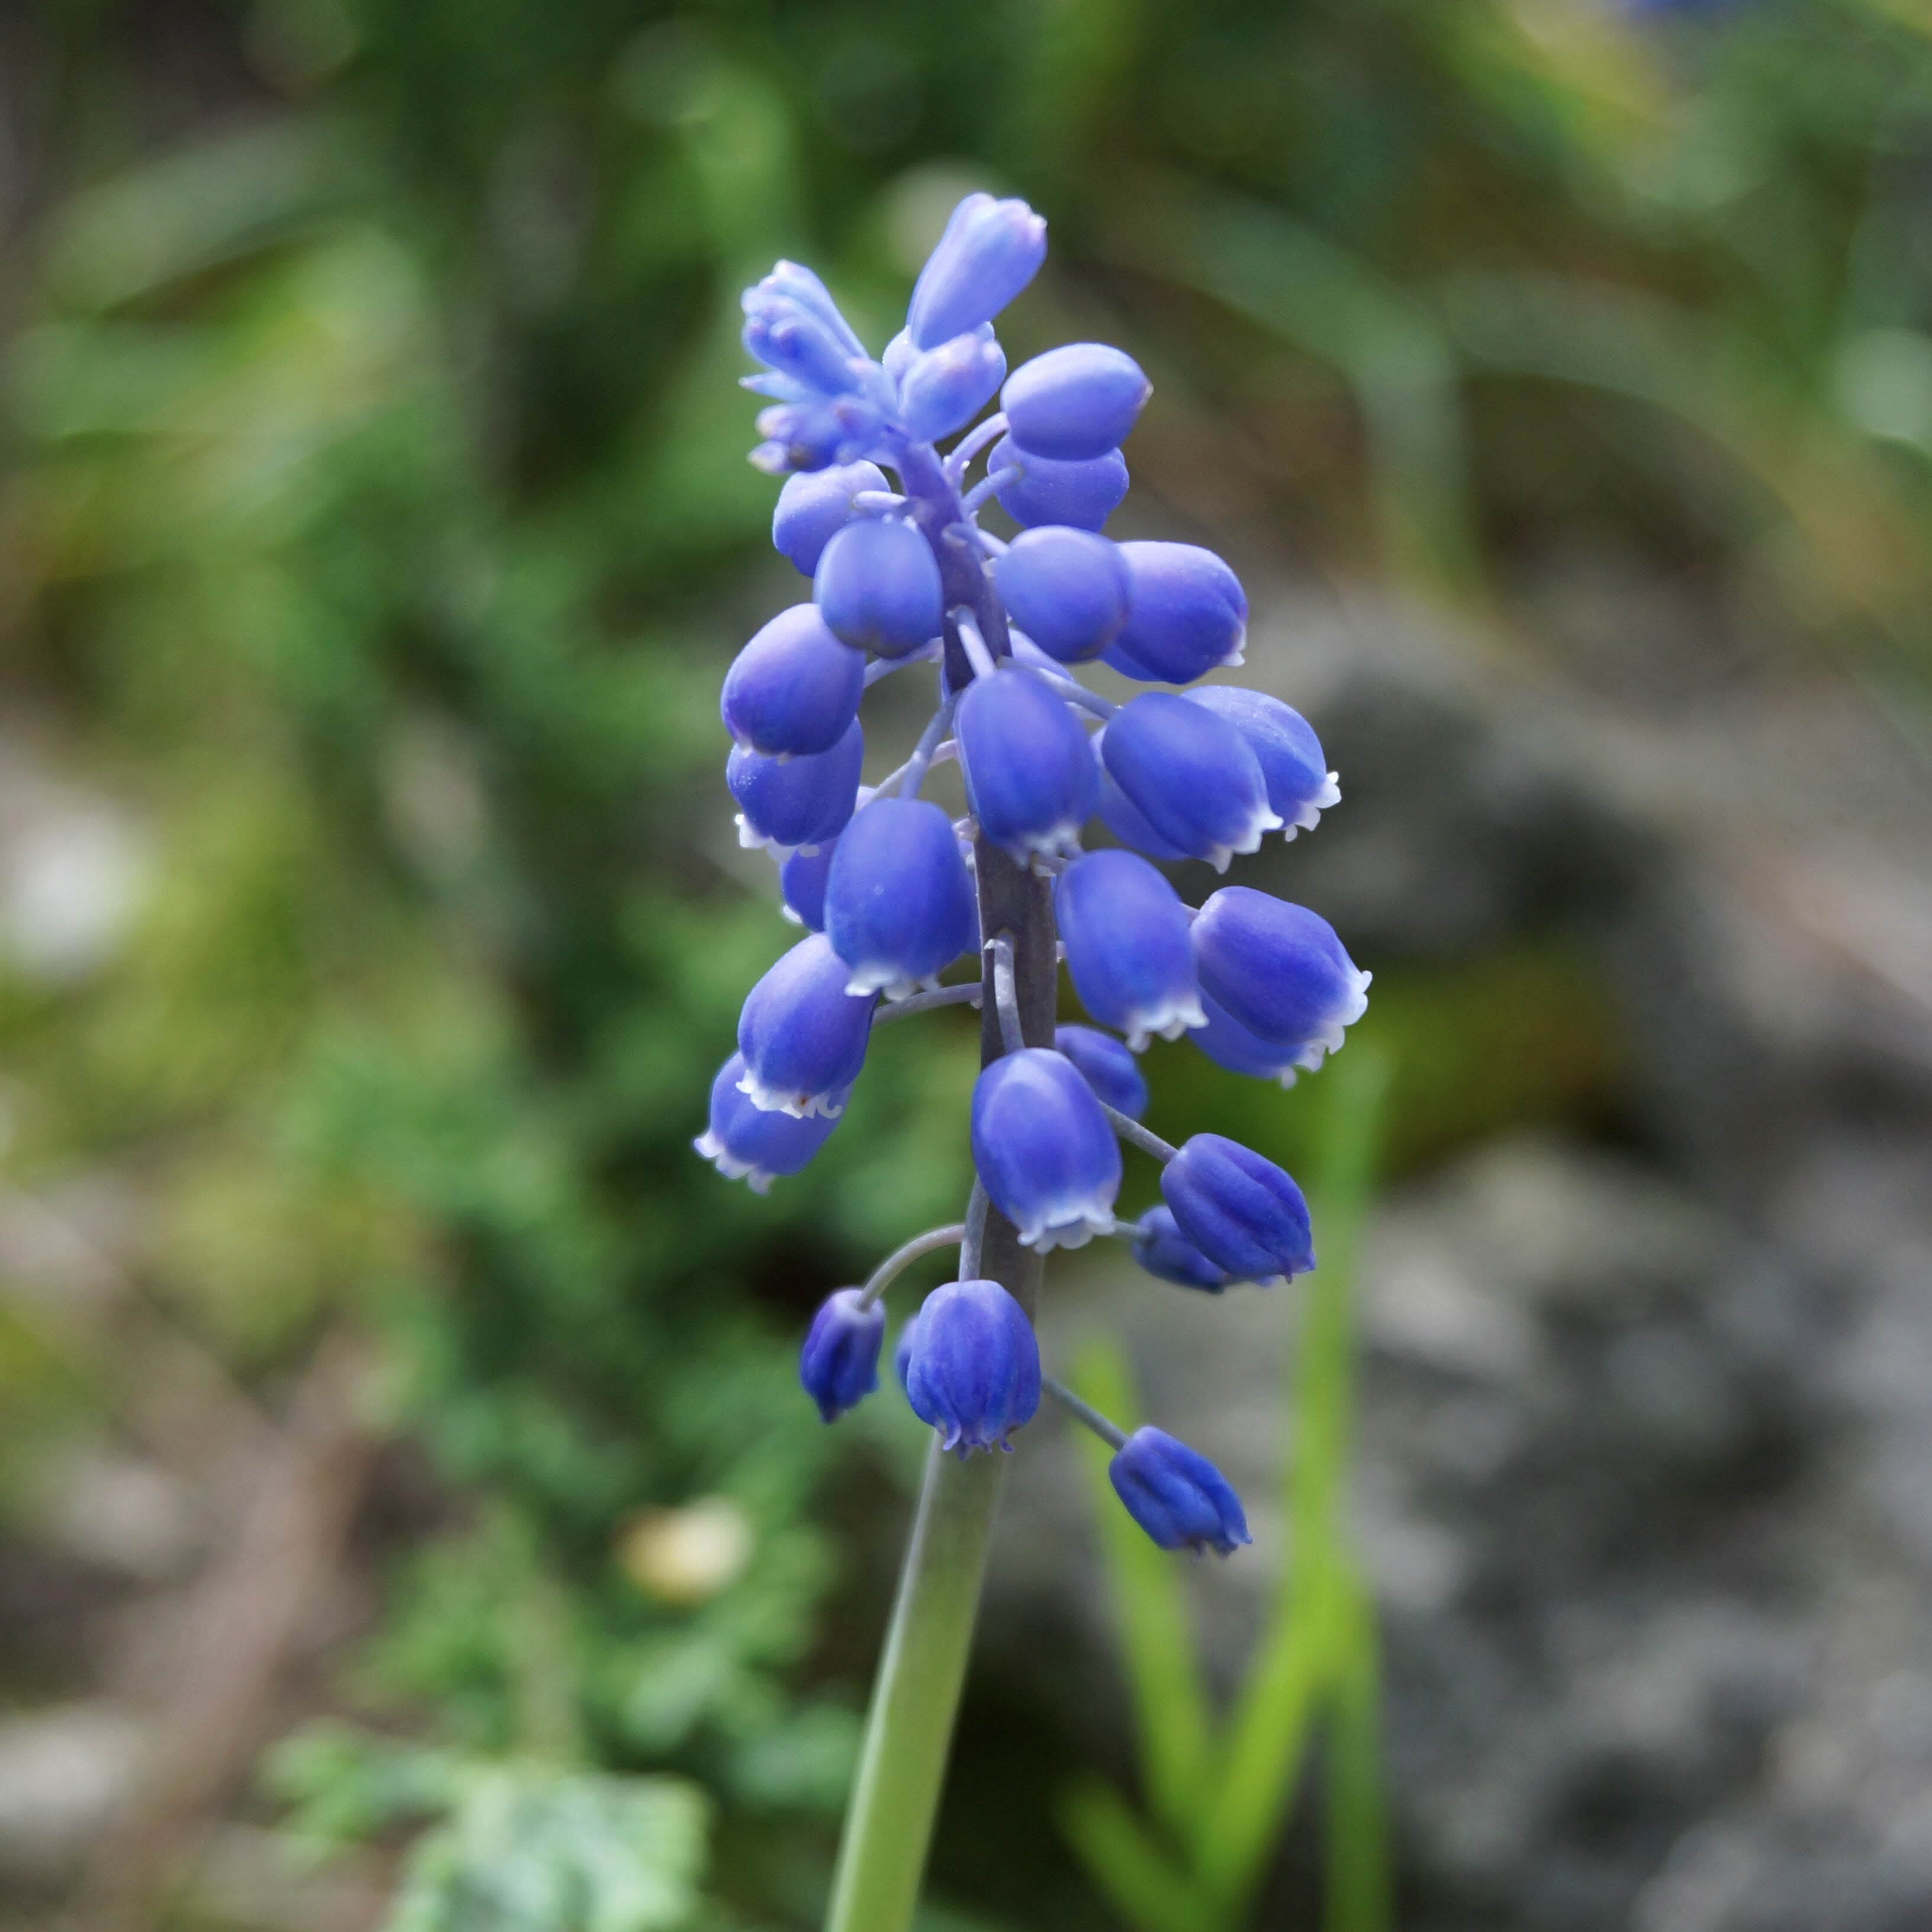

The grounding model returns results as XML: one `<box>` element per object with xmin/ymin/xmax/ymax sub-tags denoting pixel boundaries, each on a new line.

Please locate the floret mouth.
<box><xmin>1120</xmin><ymin>992</ymin><xmax>1209</xmax><ymax>1054</ymax></box>
<box><xmin>735</xmin><ymin>1069</ymin><xmax>848</xmax><ymax>1120</ymax></box>
<box><xmin>693</xmin><ymin>1130</ymin><xmax>778</xmax><ymax>1193</ymax></box>
<box><xmin>1280</xmin><ymin>771</ymin><xmax>1342</xmax><ymax>842</ymax></box>
<box><xmin>1019</xmin><ymin>1202</ymin><xmax>1119</xmax><ymax>1252</ymax></box>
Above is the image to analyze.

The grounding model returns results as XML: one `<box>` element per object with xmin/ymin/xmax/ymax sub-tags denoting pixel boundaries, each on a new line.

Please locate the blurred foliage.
<box><xmin>4</xmin><ymin>0</ymin><xmax>1932</xmax><ymax>1926</ymax></box>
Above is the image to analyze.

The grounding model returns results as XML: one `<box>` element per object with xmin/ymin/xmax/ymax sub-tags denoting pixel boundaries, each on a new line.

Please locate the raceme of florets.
<box><xmin>695</xmin><ymin>192</ymin><xmax>1372</xmax><ymax>1554</ymax></box>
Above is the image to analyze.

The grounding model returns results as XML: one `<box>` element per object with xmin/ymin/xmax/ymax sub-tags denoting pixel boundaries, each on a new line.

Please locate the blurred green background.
<box><xmin>4</xmin><ymin>1</ymin><xmax>1932</xmax><ymax>1927</ymax></box>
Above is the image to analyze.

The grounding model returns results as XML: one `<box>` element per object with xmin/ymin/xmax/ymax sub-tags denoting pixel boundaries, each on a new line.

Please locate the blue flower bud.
<box><xmin>1003</xmin><ymin>344</ymin><xmax>1151</xmax><ymax>461</ymax></box>
<box><xmin>742</xmin><ymin>288</ymin><xmax>869</xmax><ymax>399</ymax></box>
<box><xmin>1189</xmin><ymin>991</ymin><xmax>1309</xmax><ymax>1085</ymax></box>
<box><xmin>1161</xmin><ymin>1132</ymin><xmax>1314</xmax><ymax>1281</ymax></box>
<box><xmin>893</xmin><ymin>1305</ymin><xmax>922</xmax><ymax>1392</ymax></box>
<box><xmin>727</xmin><ymin>717</ymin><xmax>864</xmax><ymax>853</ymax></box>
<box><xmin>745</xmin><ymin>262</ymin><xmax>869</xmax><ymax>362</ymax></box>
<box><xmin>1109</xmin><ymin>1426</ymin><xmax>1251</xmax><ymax>1555</ymax></box>
<box><xmin>1102</xmin><ymin>543</ymin><xmax>1247</xmax><ymax>684</ymax></box>
<box><xmin>1054</xmin><ymin>850</ymin><xmax>1205</xmax><ymax>1049</ymax></box>
<box><xmin>779</xmin><ymin>839</ymin><xmax>833</xmax><ymax>930</ymax></box>
<box><xmin>814</xmin><ymin>517</ymin><xmax>945</xmax><ymax>658</ymax></box>
<box><xmin>751</xmin><ymin>396</ymin><xmax>886</xmax><ymax>476</ymax></box>
<box><xmin>970</xmin><ymin>1048</ymin><xmax>1122</xmax><ymax>1250</ymax></box>
<box><xmin>1099</xmin><ymin>696</ymin><xmax>1281</xmax><ymax>871</ymax></box>
<box><xmin>773</xmin><ymin>461</ymin><xmax>890</xmax><ymax>575</ymax></box>
<box><xmin>1190</xmin><ymin>887</ymin><xmax>1371</xmax><ymax>1058</ymax></box>
<box><xmin>1054</xmin><ymin>1024</ymin><xmax>1148</xmax><ymax>1119</ymax></box>
<box><xmin>903</xmin><ymin>1277</ymin><xmax>1042</xmax><ymax>1454</ymax></box>
<box><xmin>1095</xmin><ymin>758</ymin><xmax>1187</xmax><ymax>860</ymax></box>
<box><xmin>1181</xmin><ymin>687</ymin><xmax>1339</xmax><ymax>836</ymax></box>
<box><xmin>990</xmin><ymin>436</ymin><xmax>1129</xmax><ymax>532</ymax></box>
<box><xmin>897</xmin><ymin>327</ymin><xmax>1006</xmax><ymax>444</ymax></box>
<box><xmin>736</xmin><ymin>932</ymin><xmax>876</xmax><ymax>1118</ymax></box>
<box><xmin>800</xmin><ymin>1287</ymin><xmax>886</xmax><ymax>1422</ymax></box>
<box><xmin>1128</xmin><ymin>1206</ymin><xmax>1236</xmax><ymax>1292</ymax></box>
<box><xmin>955</xmin><ymin>666</ymin><xmax>1097</xmax><ymax>864</ymax></box>
<box><xmin>995</xmin><ymin>527</ymin><xmax>1132</xmax><ymax>664</ymax></box>
<box><xmin>906</xmin><ymin>194</ymin><xmax>1047</xmax><ymax>352</ymax></box>
<box><xmin>721</xmin><ymin>604</ymin><xmax>865</xmax><ymax>758</ymax></box>
<box><xmin>825</xmin><ymin>796</ymin><xmax>977</xmax><ymax>997</ymax></box>
<box><xmin>695</xmin><ymin>1052</ymin><xmax>842</xmax><ymax>1190</ymax></box>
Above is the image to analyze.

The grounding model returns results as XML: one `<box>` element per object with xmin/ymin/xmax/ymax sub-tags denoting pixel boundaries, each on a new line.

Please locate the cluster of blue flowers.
<box><xmin>696</xmin><ymin>194</ymin><xmax>1369</xmax><ymax>1558</ymax></box>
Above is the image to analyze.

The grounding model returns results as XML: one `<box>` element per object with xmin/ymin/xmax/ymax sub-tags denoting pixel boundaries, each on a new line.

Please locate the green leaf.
<box><xmin>1055</xmin><ymin>1776</ymin><xmax>1225</xmax><ymax>1932</ymax></box>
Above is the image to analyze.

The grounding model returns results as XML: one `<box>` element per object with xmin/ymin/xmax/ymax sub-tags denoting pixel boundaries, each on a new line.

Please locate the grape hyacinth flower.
<box><xmin>1054</xmin><ymin>1023</ymin><xmax>1149</xmax><ymax>1119</ymax></box>
<box><xmin>698</xmin><ymin>192</ymin><xmax>1373</xmax><ymax>1932</ymax></box>
<box><xmin>1109</xmin><ymin>1426</ymin><xmax>1252</xmax><ymax>1556</ymax></box>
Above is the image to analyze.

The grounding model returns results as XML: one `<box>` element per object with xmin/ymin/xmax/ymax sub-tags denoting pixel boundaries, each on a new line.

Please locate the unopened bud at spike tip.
<box><xmin>906</xmin><ymin>194</ymin><xmax>1047</xmax><ymax>351</ymax></box>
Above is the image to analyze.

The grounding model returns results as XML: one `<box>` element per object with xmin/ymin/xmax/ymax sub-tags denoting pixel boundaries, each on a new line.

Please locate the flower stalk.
<box><xmin>825</xmin><ymin>839</ymin><xmax>1055</xmax><ymax>1932</ymax></box>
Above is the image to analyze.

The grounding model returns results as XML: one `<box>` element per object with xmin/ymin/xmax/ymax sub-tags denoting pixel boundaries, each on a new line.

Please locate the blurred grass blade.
<box><xmin>1324</xmin><ymin>1581</ymin><xmax>1391</xmax><ymax>1932</ymax></box>
<box><xmin>1197</xmin><ymin>1048</ymin><xmax>1391</xmax><ymax>1910</ymax></box>
<box><xmin>1057</xmin><ymin>1776</ymin><xmax>1225</xmax><ymax>1932</ymax></box>
<box><xmin>1066</xmin><ymin>1336</ymin><xmax>1213</xmax><ymax>1844</ymax></box>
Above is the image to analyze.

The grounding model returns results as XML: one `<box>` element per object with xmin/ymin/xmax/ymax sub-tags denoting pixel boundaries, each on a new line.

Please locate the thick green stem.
<box><xmin>823</xmin><ymin>839</ymin><xmax>1055</xmax><ymax>1932</ymax></box>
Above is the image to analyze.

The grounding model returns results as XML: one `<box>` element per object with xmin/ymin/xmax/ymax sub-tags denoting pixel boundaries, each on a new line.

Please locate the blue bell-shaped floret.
<box><xmin>906</xmin><ymin>194</ymin><xmax>1047</xmax><ymax>352</ymax></box>
<box><xmin>773</xmin><ymin>461</ymin><xmax>889</xmax><ymax>575</ymax></box>
<box><xmin>1055</xmin><ymin>849</ymin><xmax>1205</xmax><ymax>1049</ymax></box>
<box><xmin>990</xmin><ymin>435</ymin><xmax>1128</xmax><ymax>532</ymax></box>
<box><xmin>1109</xmin><ymin>1426</ymin><xmax>1251</xmax><ymax>1555</ymax></box>
<box><xmin>1102</xmin><ymin>543</ymin><xmax>1247</xmax><ymax>684</ymax></box>
<box><xmin>815</xmin><ymin>517</ymin><xmax>945</xmax><ymax>658</ymax></box>
<box><xmin>800</xmin><ymin>1287</ymin><xmax>887</xmax><ymax>1422</ymax></box>
<box><xmin>1129</xmin><ymin>1205</ymin><xmax>1237</xmax><ymax>1292</ymax></box>
<box><xmin>727</xmin><ymin>718</ymin><xmax>864</xmax><ymax>853</ymax></box>
<box><xmin>1181</xmin><ymin>687</ymin><xmax>1339</xmax><ymax>837</ymax></box>
<box><xmin>824</xmin><ymin>795</ymin><xmax>977</xmax><ymax>998</ymax></box>
<box><xmin>779</xmin><ymin>838</ymin><xmax>834</xmax><ymax>930</ymax></box>
<box><xmin>721</xmin><ymin>604</ymin><xmax>865</xmax><ymax>758</ymax></box>
<box><xmin>1191</xmin><ymin>887</ymin><xmax>1370</xmax><ymax>1061</ymax></box>
<box><xmin>1003</xmin><ymin>344</ymin><xmax>1151</xmax><ymax>461</ymax></box>
<box><xmin>1095</xmin><ymin>756</ymin><xmax>1187</xmax><ymax>860</ymax></box>
<box><xmin>1099</xmin><ymin>696</ymin><xmax>1281</xmax><ymax>871</ymax></box>
<box><xmin>955</xmin><ymin>666</ymin><xmax>1097</xmax><ymax>865</ymax></box>
<box><xmin>903</xmin><ymin>1277</ymin><xmax>1042</xmax><ymax>1454</ymax></box>
<box><xmin>1161</xmin><ymin>1132</ymin><xmax>1314</xmax><ymax>1282</ymax></box>
<box><xmin>970</xmin><ymin>1047</ymin><xmax>1122</xmax><ymax>1250</ymax></box>
<box><xmin>1054</xmin><ymin>1024</ymin><xmax>1149</xmax><ymax>1119</ymax></box>
<box><xmin>897</xmin><ymin>326</ymin><xmax>1006</xmax><ymax>444</ymax></box>
<box><xmin>736</xmin><ymin>932</ymin><xmax>877</xmax><ymax>1118</ymax></box>
<box><xmin>695</xmin><ymin>1053</ymin><xmax>842</xmax><ymax>1191</ymax></box>
<box><xmin>893</xmin><ymin>1303</ymin><xmax>922</xmax><ymax>1393</ymax></box>
<box><xmin>996</xmin><ymin>527</ymin><xmax>1132</xmax><ymax>664</ymax></box>
<box><xmin>1189</xmin><ymin>991</ymin><xmax>1311</xmax><ymax>1086</ymax></box>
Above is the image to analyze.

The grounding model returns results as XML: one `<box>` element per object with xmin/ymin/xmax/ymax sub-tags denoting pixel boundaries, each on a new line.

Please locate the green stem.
<box><xmin>823</xmin><ymin>838</ymin><xmax>1055</xmax><ymax>1932</ymax></box>
<box><xmin>823</xmin><ymin>1440</ymin><xmax>1007</xmax><ymax>1932</ymax></box>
